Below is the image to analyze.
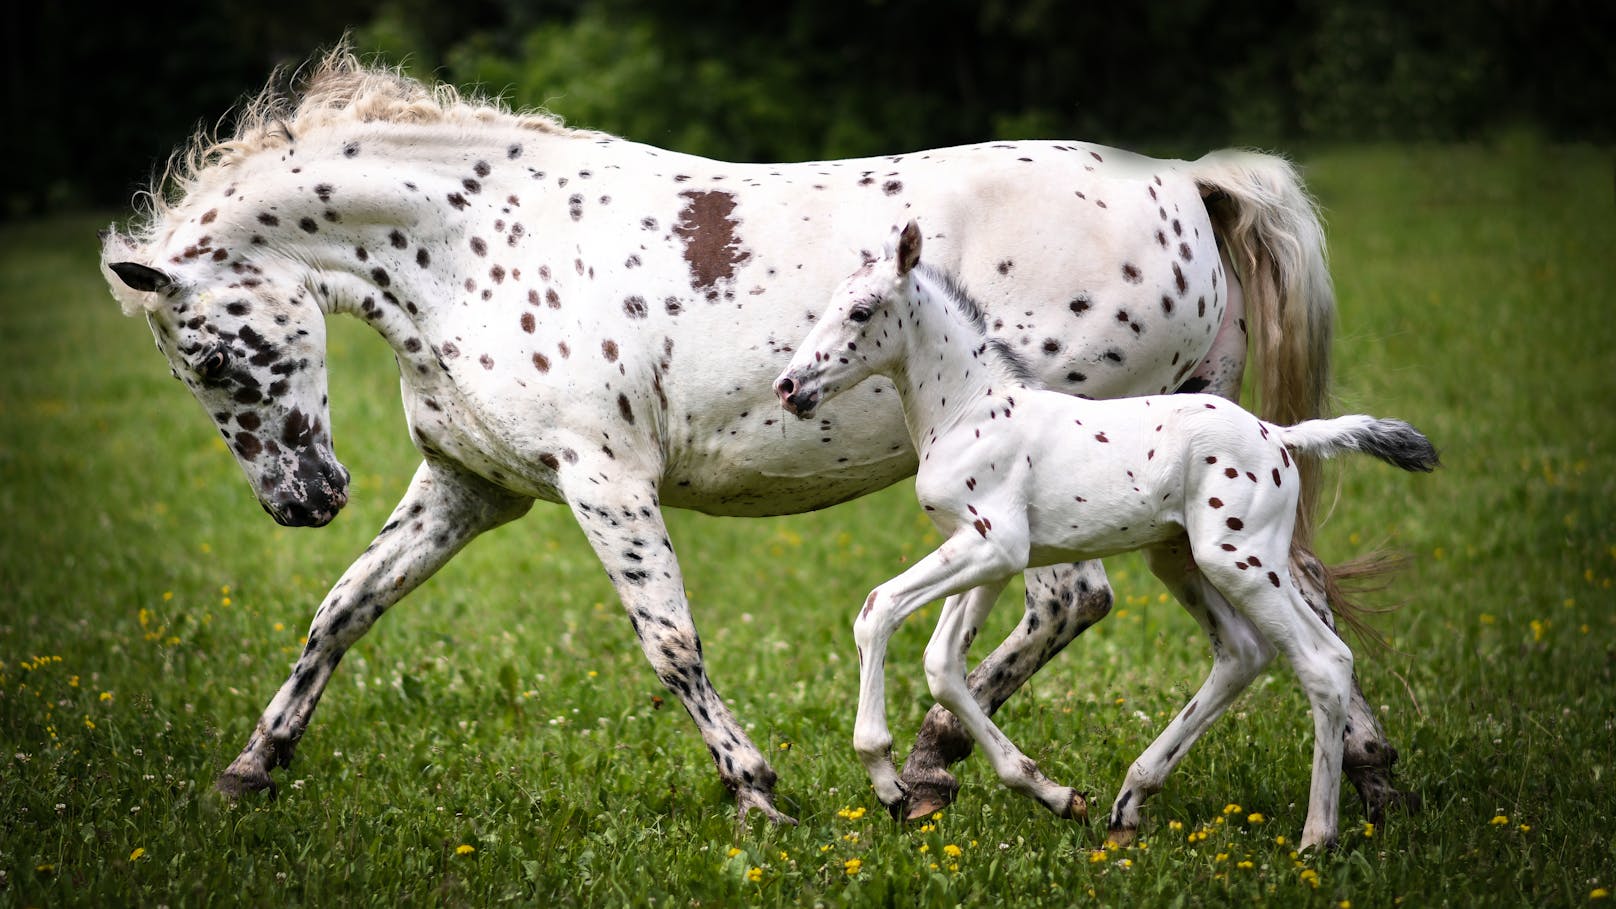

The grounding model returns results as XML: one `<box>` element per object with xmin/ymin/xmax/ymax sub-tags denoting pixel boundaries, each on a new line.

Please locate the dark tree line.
<box><xmin>6</xmin><ymin>0</ymin><xmax>1610</xmax><ymax>218</ymax></box>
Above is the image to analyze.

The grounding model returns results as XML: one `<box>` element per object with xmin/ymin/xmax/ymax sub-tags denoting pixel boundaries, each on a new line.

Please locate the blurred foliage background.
<box><xmin>6</xmin><ymin>0</ymin><xmax>1611</xmax><ymax>217</ymax></box>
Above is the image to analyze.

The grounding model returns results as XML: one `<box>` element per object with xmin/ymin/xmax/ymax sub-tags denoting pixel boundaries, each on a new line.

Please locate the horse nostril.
<box><xmin>775</xmin><ymin>376</ymin><xmax>796</xmax><ymax>397</ymax></box>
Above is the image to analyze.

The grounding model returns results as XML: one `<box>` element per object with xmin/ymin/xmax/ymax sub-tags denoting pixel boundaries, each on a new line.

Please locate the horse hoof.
<box><xmin>735</xmin><ymin>788</ymin><xmax>798</xmax><ymax>827</ymax></box>
<box><xmin>1064</xmin><ymin>790</ymin><xmax>1089</xmax><ymax>823</ymax></box>
<box><xmin>897</xmin><ymin>767</ymin><xmax>959</xmax><ymax>821</ymax></box>
<box><xmin>215</xmin><ymin>767</ymin><xmax>277</xmax><ymax>801</ymax></box>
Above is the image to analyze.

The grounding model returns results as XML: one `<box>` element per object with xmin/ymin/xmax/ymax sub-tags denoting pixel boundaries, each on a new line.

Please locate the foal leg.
<box><xmin>1186</xmin><ymin>252</ymin><xmax>1415</xmax><ymax>823</ymax></box>
<box><xmin>1294</xmin><ymin>551</ymin><xmax>1420</xmax><ymax>822</ymax></box>
<box><xmin>560</xmin><ymin>469</ymin><xmax>791</xmax><ymax>825</ymax></box>
<box><xmin>1106</xmin><ymin>544</ymin><xmax>1275</xmax><ymax>845</ymax></box>
<box><xmin>853</xmin><ymin>530</ymin><xmax>1024</xmax><ymax>812</ymax></box>
<box><xmin>900</xmin><ymin>560</ymin><xmax>1114</xmax><ymax>818</ymax></box>
<box><xmin>923</xmin><ymin>581</ymin><xmax>1087</xmax><ymax>820</ymax></box>
<box><xmin>217</xmin><ymin>461</ymin><xmax>532</xmax><ymax>797</ymax></box>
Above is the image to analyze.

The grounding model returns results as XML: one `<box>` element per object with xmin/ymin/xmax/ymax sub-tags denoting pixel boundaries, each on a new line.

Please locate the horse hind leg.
<box><xmin>1185</xmin><ymin>258</ymin><xmax>1417</xmax><ymax>823</ymax></box>
<box><xmin>1293</xmin><ymin>551</ymin><xmax>1421</xmax><ymax>821</ymax></box>
<box><xmin>900</xmin><ymin>559</ymin><xmax>1113</xmax><ymax>818</ymax></box>
<box><xmin>218</xmin><ymin>461</ymin><xmax>531</xmax><ymax>799</ymax></box>
<box><xmin>1107</xmin><ymin>544</ymin><xmax>1274</xmax><ymax>844</ymax></box>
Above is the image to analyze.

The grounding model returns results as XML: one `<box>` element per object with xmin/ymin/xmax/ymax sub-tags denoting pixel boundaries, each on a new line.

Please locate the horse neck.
<box><xmin>222</xmin><ymin>125</ymin><xmax>564</xmax><ymax>370</ymax></box>
<box><xmin>889</xmin><ymin>272</ymin><xmax>1004</xmax><ymax>447</ymax></box>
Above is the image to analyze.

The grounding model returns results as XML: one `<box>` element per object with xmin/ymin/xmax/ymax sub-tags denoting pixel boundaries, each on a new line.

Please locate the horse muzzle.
<box><xmin>773</xmin><ymin>373</ymin><xmax>820</xmax><ymax>419</ymax></box>
<box><xmin>261</xmin><ymin>456</ymin><xmax>351</xmax><ymax>527</ymax></box>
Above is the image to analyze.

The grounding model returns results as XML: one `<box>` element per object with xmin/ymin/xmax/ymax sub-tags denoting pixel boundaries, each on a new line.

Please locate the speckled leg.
<box><xmin>217</xmin><ymin>461</ymin><xmax>531</xmax><ymax>799</ymax></box>
<box><xmin>563</xmin><ymin>470</ymin><xmax>794</xmax><ymax>825</ymax></box>
<box><xmin>899</xmin><ymin>560</ymin><xmax>1113</xmax><ymax>818</ymax></box>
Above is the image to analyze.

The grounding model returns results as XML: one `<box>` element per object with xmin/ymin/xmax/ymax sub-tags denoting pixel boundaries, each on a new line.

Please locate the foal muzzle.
<box><xmin>773</xmin><ymin>373</ymin><xmax>820</xmax><ymax>419</ymax></box>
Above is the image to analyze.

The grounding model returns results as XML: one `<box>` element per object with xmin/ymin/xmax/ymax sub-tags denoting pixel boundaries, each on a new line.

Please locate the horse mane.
<box><xmin>126</xmin><ymin>38</ymin><xmax>592</xmax><ymax>250</ymax></box>
<box><xmin>915</xmin><ymin>263</ymin><xmax>1040</xmax><ymax>388</ymax></box>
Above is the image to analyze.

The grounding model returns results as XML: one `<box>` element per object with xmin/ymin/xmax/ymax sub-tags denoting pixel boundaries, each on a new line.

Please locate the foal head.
<box><xmin>101</xmin><ymin>231</ymin><xmax>349</xmax><ymax>527</ymax></box>
<box><xmin>774</xmin><ymin>221</ymin><xmax>925</xmax><ymax>418</ymax></box>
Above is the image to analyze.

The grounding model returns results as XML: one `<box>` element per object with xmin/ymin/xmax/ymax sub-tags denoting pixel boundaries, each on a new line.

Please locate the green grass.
<box><xmin>2</xmin><ymin>140</ymin><xmax>1612</xmax><ymax>907</ymax></box>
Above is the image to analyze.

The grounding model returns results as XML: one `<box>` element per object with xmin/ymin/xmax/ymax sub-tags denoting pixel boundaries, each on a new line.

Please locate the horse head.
<box><xmin>101</xmin><ymin>230</ymin><xmax>349</xmax><ymax>527</ymax></box>
<box><xmin>774</xmin><ymin>220</ymin><xmax>922</xmax><ymax>419</ymax></box>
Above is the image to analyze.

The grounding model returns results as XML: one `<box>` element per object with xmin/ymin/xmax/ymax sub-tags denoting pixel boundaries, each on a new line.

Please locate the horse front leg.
<box><xmin>560</xmin><ymin>474</ymin><xmax>792</xmax><ymax>825</ymax></box>
<box><xmin>900</xmin><ymin>560</ymin><xmax>1113</xmax><ymax>818</ymax></box>
<box><xmin>217</xmin><ymin>461</ymin><xmax>532</xmax><ymax>798</ymax></box>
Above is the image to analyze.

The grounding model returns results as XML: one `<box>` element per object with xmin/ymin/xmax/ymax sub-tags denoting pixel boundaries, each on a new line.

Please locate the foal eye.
<box><xmin>196</xmin><ymin>345</ymin><xmax>230</xmax><ymax>381</ymax></box>
<box><xmin>849</xmin><ymin>307</ymin><xmax>872</xmax><ymax>324</ymax></box>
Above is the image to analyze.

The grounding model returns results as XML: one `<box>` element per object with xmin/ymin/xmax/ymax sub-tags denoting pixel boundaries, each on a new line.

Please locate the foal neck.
<box><xmin>890</xmin><ymin>268</ymin><xmax>1028</xmax><ymax>448</ymax></box>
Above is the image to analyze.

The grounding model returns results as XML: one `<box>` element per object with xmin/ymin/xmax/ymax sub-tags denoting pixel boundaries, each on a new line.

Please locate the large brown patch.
<box><xmin>672</xmin><ymin>190</ymin><xmax>750</xmax><ymax>293</ymax></box>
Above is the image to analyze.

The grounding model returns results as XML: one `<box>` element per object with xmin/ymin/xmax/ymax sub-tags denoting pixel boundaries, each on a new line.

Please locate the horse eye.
<box><xmin>849</xmin><ymin>307</ymin><xmax>872</xmax><ymax>324</ymax></box>
<box><xmin>196</xmin><ymin>345</ymin><xmax>230</xmax><ymax>381</ymax></box>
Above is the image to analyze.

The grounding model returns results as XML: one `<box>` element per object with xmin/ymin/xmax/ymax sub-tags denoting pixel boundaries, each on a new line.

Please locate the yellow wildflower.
<box><xmin>843</xmin><ymin>857</ymin><xmax>862</xmax><ymax>876</ymax></box>
<box><xmin>747</xmin><ymin>867</ymin><xmax>763</xmax><ymax>883</ymax></box>
<box><xmin>1237</xmin><ymin>860</ymin><xmax>1255</xmax><ymax>870</ymax></box>
<box><xmin>1362</xmin><ymin>821</ymin><xmax>1375</xmax><ymax>838</ymax></box>
<box><xmin>943</xmin><ymin>844</ymin><xmax>962</xmax><ymax>858</ymax></box>
<box><xmin>727</xmin><ymin>847</ymin><xmax>743</xmax><ymax>858</ymax></box>
<box><xmin>837</xmin><ymin>805</ymin><xmax>867</xmax><ymax>821</ymax></box>
<box><xmin>1490</xmin><ymin>814</ymin><xmax>1509</xmax><ymax>826</ymax></box>
<box><xmin>455</xmin><ymin>844</ymin><xmax>475</xmax><ymax>855</ymax></box>
<box><xmin>1589</xmin><ymin>888</ymin><xmax>1609</xmax><ymax>900</ymax></box>
<box><xmin>1088</xmin><ymin>850</ymin><xmax>1107</xmax><ymax>863</ymax></box>
<box><xmin>129</xmin><ymin>847</ymin><xmax>146</xmax><ymax>862</ymax></box>
<box><xmin>1168</xmin><ymin>819</ymin><xmax>1183</xmax><ymax>831</ymax></box>
<box><xmin>1223</xmin><ymin>803</ymin><xmax>1241</xmax><ymax>815</ymax></box>
<box><xmin>1299</xmin><ymin>868</ymin><xmax>1320</xmax><ymax>888</ymax></box>
<box><xmin>1247</xmin><ymin>812</ymin><xmax>1265</xmax><ymax>824</ymax></box>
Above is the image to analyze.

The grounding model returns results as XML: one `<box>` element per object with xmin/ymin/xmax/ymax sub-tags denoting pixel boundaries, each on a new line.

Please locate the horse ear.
<box><xmin>109</xmin><ymin>262</ymin><xmax>175</xmax><ymax>294</ymax></box>
<box><xmin>896</xmin><ymin>220</ymin><xmax>922</xmax><ymax>275</ymax></box>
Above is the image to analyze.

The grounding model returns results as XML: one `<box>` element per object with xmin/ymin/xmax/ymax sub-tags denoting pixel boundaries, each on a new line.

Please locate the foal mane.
<box><xmin>127</xmin><ymin>39</ymin><xmax>592</xmax><ymax>250</ymax></box>
<box><xmin>915</xmin><ymin>263</ymin><xmax>1041</xmax><ymax>388</ymax></box>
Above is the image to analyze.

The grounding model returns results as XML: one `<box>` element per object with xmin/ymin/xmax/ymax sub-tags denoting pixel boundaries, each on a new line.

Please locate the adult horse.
<box><xmin>100</xmin><ymin>50</ymin><xmax>1410</xmax><ymax>824</ymax></box>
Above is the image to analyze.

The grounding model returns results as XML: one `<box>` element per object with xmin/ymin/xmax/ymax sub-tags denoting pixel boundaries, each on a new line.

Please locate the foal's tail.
<box><xmin>1187</xmin><ymin>150</ymin><xmax>1334</xmax><ymax>544</ymax></box>
<box><xmin>1279</xmin><ymin>416</ymin><xmax>1440</xmax><ymax>474</ymax></box>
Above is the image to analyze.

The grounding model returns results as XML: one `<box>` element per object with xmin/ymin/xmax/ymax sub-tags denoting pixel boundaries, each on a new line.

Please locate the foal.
<box><xmin>773</xmin><ymin>221</ymin><xmax>1436</xmax><ymax>850</ymax></box>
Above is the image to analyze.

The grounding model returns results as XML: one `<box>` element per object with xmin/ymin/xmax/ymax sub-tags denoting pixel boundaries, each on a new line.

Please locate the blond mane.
<box><xmin>127</xmin><ymin>41</ymin><xmax>591</xmax><ymax>250</ymax></box>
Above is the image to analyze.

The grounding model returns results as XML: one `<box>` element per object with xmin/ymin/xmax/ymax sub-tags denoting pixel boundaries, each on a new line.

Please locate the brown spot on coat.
<box><xmin>672</xmin><ymin>190</ymin><xmax>750</xmax><ymax>292</ymax></box>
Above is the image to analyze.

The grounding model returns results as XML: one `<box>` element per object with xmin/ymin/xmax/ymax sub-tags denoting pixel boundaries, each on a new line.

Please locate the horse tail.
<box><xmin>1188</xmin><ymin>149</ymin><xmax>1335</xmax><ymax>546</ymax></box>
<box><xmin>1278</xmin><ymin>416</ymin><xmax>1441</xmax><ymax>474</ymax></box>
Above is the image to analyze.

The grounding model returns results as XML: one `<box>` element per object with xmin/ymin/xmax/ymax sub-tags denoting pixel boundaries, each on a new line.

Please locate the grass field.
<box><xmin>1</xmin><ymin>140</ymin><xmax>1612</xmax><ymax>907</ymax></box>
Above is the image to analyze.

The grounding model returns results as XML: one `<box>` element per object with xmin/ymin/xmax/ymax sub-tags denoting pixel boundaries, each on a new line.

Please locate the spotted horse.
<box><xmin>774</xmin><ymin>221</ymin><xmax>1437</xmax><ymax>847</ymax></box>
<box><xmin>99</xmin><ymin>48</ymin><xmax>1414</xmax><ymax>825</ymax></box>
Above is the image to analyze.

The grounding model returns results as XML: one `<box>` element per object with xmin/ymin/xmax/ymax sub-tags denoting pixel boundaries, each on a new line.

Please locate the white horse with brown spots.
<box><xmin>774</xmin><ymin>221</ymin><xmax>1437</xmax><ymax>848</ymax></box>
<box><xmin>98</xmin><ymin>49</ymin><xmax>1414</xmax><ymax>824</ymax></box>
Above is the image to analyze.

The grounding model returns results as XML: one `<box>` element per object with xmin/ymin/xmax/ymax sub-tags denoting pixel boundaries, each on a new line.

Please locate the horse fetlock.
<box><xmin>735</xmin><ymin>785</ymin><xmax>798</xmax><ymax>827</ymax></box>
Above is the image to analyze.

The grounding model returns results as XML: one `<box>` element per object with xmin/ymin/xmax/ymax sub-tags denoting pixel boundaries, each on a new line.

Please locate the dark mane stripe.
<box><xmin>916</xmin><ymin>263</ymin><xmax>1040</xmax><ymax>387</ymax></box>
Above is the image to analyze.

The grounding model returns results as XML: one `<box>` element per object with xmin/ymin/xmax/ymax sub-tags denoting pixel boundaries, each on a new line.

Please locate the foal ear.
<box><xmin>896</xmin><ymin>220</ymin><xmax>922</xmax><ymax>275</ymax></box>
<box><xmin>109</xmin><ymin>262</ymin><xmax>176</xmax><ymax>294</ymax></box>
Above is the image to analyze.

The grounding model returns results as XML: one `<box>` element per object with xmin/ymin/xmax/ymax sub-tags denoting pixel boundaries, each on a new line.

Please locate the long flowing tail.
<box><xmin>1187</xmin><ymin>150</ymin><xmax>1335</xmax><ymax>544</ymax></box>
<box><xmin>1278</xmin><ymin>416</ymin><xmax>1441</xmax><ymax>474</ymax></box>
